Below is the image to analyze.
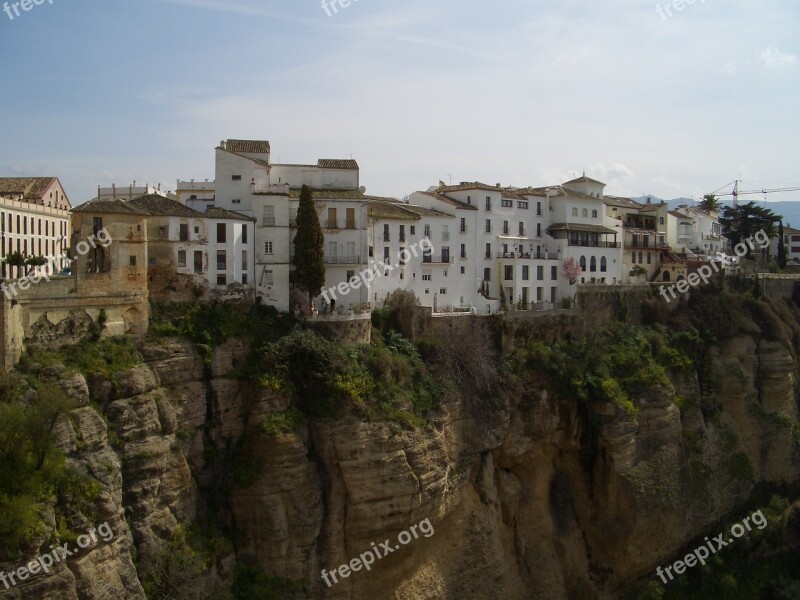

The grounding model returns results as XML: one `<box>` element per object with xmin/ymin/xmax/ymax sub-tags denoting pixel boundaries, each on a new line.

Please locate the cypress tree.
<box><xmin>777</xmin><ymin>221</ymin><xmax>787</xmax><ymax>270</ymax></box>
<box><xmin>293</xmin><ymin>185</ymin><xmax>326</xmax><ymax>309</ymax></box>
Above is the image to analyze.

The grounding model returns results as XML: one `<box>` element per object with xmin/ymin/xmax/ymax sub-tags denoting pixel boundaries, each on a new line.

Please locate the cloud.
<box><xmin>758</xmin><ymin>47</ymin><xmax>797</xmax><ymax>71</ymax></box>
<box><xmin>588</xmin><ymin>163</ymin><xmax>635</xmax><ymax>182</ymax></box>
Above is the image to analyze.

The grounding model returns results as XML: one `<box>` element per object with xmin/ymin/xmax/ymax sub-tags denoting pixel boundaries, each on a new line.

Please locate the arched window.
<box><xmin>647</xmin><ymin>252</ymin><xmax>652</xmax><ymax>264</ymax></box>
<box><xmin>590</xmin><ymin>256</ymin><xmax>597</xmax><ymax>272</ymax></box>
<box><xmin>638</xmin><ymin>252</ymin><xmax>643</xmax><ymax>264</ymax></box>
<box><xmin>591</xmin><ymin>210</ymin><xmax>598</xmax><ymax>218</ymax></box>
<box><xmin>601</xmin><ymin>257</ymin><xmax>607</xmax><ymax>272</ymax></box>
<box><xmin>632</xmin><ymin>252</ymin><xmax>636</xmax><ymax>264</ymax></box>
<box><xmin>579</xmin><ymin>256</ymin><xmax>587</xmax><ymax>270</ymax></box>
<box><xmin>581</xmin><ymin>208</ymin><xmax>588</xmax><ymax>217</ymax></box>
<box><xmin>663</xmin><ymin>272</ymin><xmax>671</xmax><ymax>282</ymax></box>
<box><xmin>571</xmin><ymin>207</ymin><xmax>578</xmax><ymax>217</ymax></box>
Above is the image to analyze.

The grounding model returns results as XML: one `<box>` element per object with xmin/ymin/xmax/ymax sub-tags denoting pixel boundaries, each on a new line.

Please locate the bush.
<box><xmin>231</xmin><ymin>564</ymin><xmax>307</xmax><ymax>600</ymax></box>
<box><xmin>260</xmin><ymin>408</ymin><xmax>307</xmax><ymax>435</ymax></box>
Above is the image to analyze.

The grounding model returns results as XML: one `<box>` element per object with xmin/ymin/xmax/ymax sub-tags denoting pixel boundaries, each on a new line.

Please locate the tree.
<box><xmin>699</xmin><ymin>194</ymin><xmax>720</xmax><ymax>213</ymax></box>
<box><xmin>563</xmin><ymin>257</ymin><xmax>583</xmax><ymax>284</ymax></box>
<box><xmin>292</xmin><ymin>185</ymin><xmax>326</xmax><ymax>309</ymax></box>
<box><xmin>3</xmin><ymin>252</ymin><xmax>26</xmax><ymax>277</ymax></box>
<box><xmin>720</xmin><ymin>202</ymin><xmax>781</xmax><ymax>259</ymax></box>
<box><xmin>777</xmin><ymin>221</ymin><xmax>787</xmax><ymax>270</ymax></box>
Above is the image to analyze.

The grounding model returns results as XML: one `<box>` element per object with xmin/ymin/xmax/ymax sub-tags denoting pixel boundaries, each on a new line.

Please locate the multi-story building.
<box><xmin>674</xmin><ymin>206</ymin><xmax>726</xmax><ymax>256</ymax></box>
<box><xmin>0</xmin><ymin>177</ymin><xmax>72</xmax><ymax>279</ymax></box>
<box><xmin>123</xmin><ymin>194</ymin><xmax>255</xmax><ymax>301</ymax></box>
<box><xmin>95</xmin><ymin>183</ymin><xmax>176</xmax><ymax>202</ymax></box>
<box><xmin>769</xmin><ymin>225</ymin><xmax>800</xmax><ymax>263</ymax></box>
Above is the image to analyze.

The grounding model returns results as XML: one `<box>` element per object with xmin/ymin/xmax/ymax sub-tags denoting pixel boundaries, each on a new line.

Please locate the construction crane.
<box><xmin>711</xmin><ymin>180</ymin><xmax>800</xmax><ymax>206</ymax></box>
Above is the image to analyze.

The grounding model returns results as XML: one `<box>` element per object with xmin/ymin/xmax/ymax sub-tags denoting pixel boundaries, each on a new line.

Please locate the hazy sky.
<box><xmin>1</xmin><ymin>0</ymin><xmax>798</xmax><ymax>205</ymax></box>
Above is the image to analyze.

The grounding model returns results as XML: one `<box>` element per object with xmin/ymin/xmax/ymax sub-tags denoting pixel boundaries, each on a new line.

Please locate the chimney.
<box><xmin>112</xmin><ymin>183</ymin><xmax>116</xmax><ymax>199</ymax></box>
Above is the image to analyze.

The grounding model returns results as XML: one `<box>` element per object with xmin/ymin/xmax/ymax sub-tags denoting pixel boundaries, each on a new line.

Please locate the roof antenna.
<box><xmin>445</xmin><ymin>173</ymin><xmax>452</xmax><ymax>185</ymax></box>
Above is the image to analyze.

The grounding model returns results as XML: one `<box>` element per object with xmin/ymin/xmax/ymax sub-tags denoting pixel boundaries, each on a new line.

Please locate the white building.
<box><xmin>674</xmin><ymin>206</ymin><xmax>726</xmax><ymax>256</ymax></box>
<box><xmin>0</xmin><ymin>177</ymin><xmax>72</xmax><ymax>279</ymax></box>
<box><xmin>176</xmin><ymin>180</ymin><xmax>216</xmax><ymax>212</ymax></box>
<box><xmin>769</xmin><ymin>225</ymin><xmax>800</xmax><ymax>263</ymax></box>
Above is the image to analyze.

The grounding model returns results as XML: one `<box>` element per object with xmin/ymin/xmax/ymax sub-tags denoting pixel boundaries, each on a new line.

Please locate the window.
<box><xmin>519</xmin><ymin>222</ymin><xmax>524</xmax><ymax>236</ymax></box>
<box><xmin>537</xmin><ymin>266</ymin><xmax>544</xmax><ymax>280</ymax></box>
<box><xmin>180</xmin><ymin>224</ymin><xmax>189</xmax><ymax>241</ymax></box>
<box><xmin>485</xmin><ymin>219</ymin><xmax>492</xmax><ymax>233</ymax></box>
<box><xmin>441</xmin><ymin>247</ymin><xmax>450</xmax><ymax>262</ymax></box>
<box><xmin>148</xmin><ymin>257</ymin><xmax>156</xmax><ymax>266</ymax></box>
<box><xmin>501</xmin><ymin>199</ymin><xmax>513</xmax><ymax>208</ymax></box>
<box><xmin>442</xmin><ymin>225</ymin><xmax>449</xmax><ymax>241</ymax></box>
<box><xmin>551</xmin><ymin>266</ymin><xmax>558</xmax><ymax>279</ymax></box>
<box><xmin>601</xmin><ymin>257</ymin><xmax>607</xmax><ymax>272</ymax></box>
<box><xmin>399</xmin><ymin>247</ymin><xmax>406</xmax><ymax>265</ymax></box>
<box><xmin>384</xmin><ymin>247</ymin><xmax>390</xmax><ymax>261</ymax></box>
<box><xmin>242</xmin><ymin>274</ymin><xmax>247</xmax><ymax>285</ymax></box>
<box><xmin>518</xmin><ymin>201</ymin><xmax>528</xmax><ymax>209</ymax></box>
<box><xmin>242</xmin><ymin>251</ymin><xmax>248</xmax><ymax>269</ymax></box>
<box><xmin>217</xmin><ymin>223</ymin><xmax>227</xmax><ymax>243</ymax></box>
<box><xmin>522</xmin><ymin>266</ymin><xmax>529</xmax><ymax>280</ymax></box>
<box><xmin>399</xmin><ymin>225</ymin><xmax>405</xmax><ymax>242</ymax></box>
<box><xmin>232</xmin><ymin>199</ymin><xmax>241</xmax><ymax>204</ymax></box>
<box><xmin>504</xmin><ymin>265</ymin><xmax>514</xmax><ymax>280</ymax></box>
<box><xmin>178</xmin><ymin>250</ymin><xmax>186</xmax><ymax>267</ymax></box>
<box><xmin>659</xmin><ymin>217</ymin><xmax>665</xmax><ymax>225</ymax></box>
<box><xmin>263</xmin><ymin>206</ymin><xmax>275</xmax><ymax>227</ymax></box>
<box><xmin>485</xmin><ymin>243</ymin><xmax>492</xmax><ymax>259</ymax></box>
<box><xmin>537</xmin><ymin>202</ymin><xmax>542</xmax><ymax>216</ymax></box>
<box><xmin>485</xmin><ymin>196</ymin><xmax>492</xmax><ymax>211</ymax></box>
<box><xmin>483</xmin><ymin>267</ymin><xmax>491</xmax><ymax>281</ymax></box>
<box><xmin>503</xmin><ymin>221</ymin><xmax>509</xmax><ymax>235</ymax></box>
<box><xmin>647</xmin><ymin>252</ymin><xmax>652</xmax><ymax>264</ymax></box>
<box><xmin>242</xmin><ymin>225</ymin><xmax>247</xmax><ymax>243</ymax></box>
<box><xmin>264</xmin><ymin>241</ymin><xmax>273</xmax><ymax>255</ymax></box>
<box><xmin>383</xmin><ymin>224</ymin><xmax>390</xmax><ymax>242</ymax></box>
<box><xmin>571</xmin><ymin>208</ymin><xmax>578</xmax><ymax>217</ymax></box>
<box><xmin>422</xmin><ymin>270</ymin><xmax>432</xmax><ymax>281</ymax></box>
<box><xmin>410</xmin><ymin>225</ymin><xmax>415</xmax><ymax>235</ymax></box>
<box><xmin>591</xmin><ymin>210</ymin><xmax>598</xmax><ymax>218</ymax></box>
<box><xmin>460</xmin><ymin>244</ymin><xmax>466</xmax><ymax>259</ymax></box>
<box><xmin>579</xmin><ymin>256</ymin><xmax>587</xmax><ymax>270</ymax></box>
<box><xmin>439</xmin><ymin>288</ymin><xmax>447</xmax><ymax>295</ymax></box>
<box><xmin>460</xmin><ymin>218</ymin><xmax>466</xmax><ymax>233</ymax></box>
<box><xmin>217</xmin><ymin>250</ymin><xmax>227</xmax><ymax>271</ymax></box>
<box><xmin>232</xmin><ymin>175</ymin><xmax>242</xmax><ymax>181</ymax></box>
<box><xmin>194</xmin><ymin>251</ymin><xmax>203</xmax><ymax>273</ymax></box>
<box><xmin>639</xmin><ymin>251</ymin><xmax>643</xmax><ymax>264</ymax></box>
<box><xmin>129</xmin><ymin>256</ymin><xmax>137</xmax><ymax>266</ymax></box>
<box><xmin>194</xmin><ymin>226</ymin><xmax>199</xmax><ymax>234</ymax></box>
<box><xmin>461</xmin><ymin>266</ymin><xmax>465</xmax><ymax>274</ymax></box>
<box><xmin>264</xmin><ymin>269</ymin><xmax>274</xmax><ymax>285</ymax></box>
<box><xmin>632</xmin><ymin>252</ymin><xmax>636</xmax><ymax>264</ymax></box>
<box><xmin>590</xmin><ymin>257</ymin><xmax>597</xmax><ymax>272</ymax></box>
<box><xmin>581</xmin><ymin>209</ymin><xmax>588</xmax><ymax>217</ymax></box>
<box><xmin>424</xmin><ymin>225</ymin><xmax>431</xmax><ymax>238</ymax></box>
<box><xmin>217</xmin><ymin>274</ymin><xmax>227</xmax><ymax>285</ymax></box>
<box><xmin>537</xmin><ymin>223</ymin><xmax>542</xmax><ymax>237</ymax></box>
<box><xmin>347</xmin><ymin>270</ymin><xmax>356</xmax><ymax>282</ymax></box>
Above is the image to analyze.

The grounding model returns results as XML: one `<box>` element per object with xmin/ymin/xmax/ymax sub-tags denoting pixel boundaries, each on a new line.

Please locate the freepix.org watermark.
<box><xmin>0</xmin><ymin>522</ymin><xmax>115</xmax><ymax>590</ymax></box>
<box><xmin>1</xmin><ymin>228</ymin><xmax>112</xmax><ymax>300</ymax></box>
<box><xmin>656</xmin><ymin>0</ymin><xmax>706</xmax><ymax>20</ymax></box>
<box><xmin>3</xmin><ymin>0</ymin><xmax>54</xmax><ymax>22</ymax></box>
<box><xmin>321</xmin><ymin>517</ymin><xmax>434</xmax><ymax>588</ymax></box>
<box><xmin>658</xmin><ymin>229</ymin><xmax>769</xmax><ymax>303</ymax></box>
<box><xmin>321</xmin><ymin>0</ymin><xmax>360</xmax><ymax>17</ymax></box>
<box><xmin>656</xmin><ymin>509</ymin><xmax>767</xmax><ymax>584</ymax></box>
<box><xmin>321</xmin><ymin>239</ymin><xmax>433</xmax><ymax>305</ymax></box>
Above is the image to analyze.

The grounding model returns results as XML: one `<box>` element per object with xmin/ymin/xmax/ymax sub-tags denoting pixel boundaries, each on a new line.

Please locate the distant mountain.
<box><xmin>632</xmin><ymin>196</ymin><xmax>800</xmax><ymax>228</ymax></box>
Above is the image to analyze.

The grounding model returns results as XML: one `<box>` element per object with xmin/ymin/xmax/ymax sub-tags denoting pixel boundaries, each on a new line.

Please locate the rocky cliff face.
<box><xmin>6</xmin><ymin>295</ymin><xmax>800</xmax><ymax>600</ymax></box>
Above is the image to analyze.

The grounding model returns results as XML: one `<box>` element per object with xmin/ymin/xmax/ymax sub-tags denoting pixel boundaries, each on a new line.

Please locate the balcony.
<box><xmin>324</xmin><ymin>255</ymin><xmax>360</xmax><ymax>265</ymax></box>
<box><xmin>496</xmin><ymin>252</ymin><xmax>560</xmax><ymax>260</ymax></box>
<box><xmin>422</xmin><ymin>255</ymin><xmax>452</xmax><ymax>264</ymax></box>
<box><xmin>625</xmin><ymin>240</ymin><xmax>669</xmax><ymax>249</ymax></box>
<box><xmin>567</xmin><ymin>240</ymin><xmax>621</xmax><ymax>248</ymax></box>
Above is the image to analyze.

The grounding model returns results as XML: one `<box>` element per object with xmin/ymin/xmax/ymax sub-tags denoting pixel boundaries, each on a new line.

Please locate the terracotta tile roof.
<box><xmin>417</xmin><ymin>191</ymin><xmax>478</xmax><ymax>211</ymax></box>
<box><xmin>317</xmin><ymin>159</ymin><xmax>359</xmax><ymax>170</ymax></box>
<box><xmin>72</xmin><ymin>199</ymin><xmax>149</xmax><ymax>215</ymax></box>
<box><xmin>224</xmin><ymin>139</ymin><xmax>270</xmax><ymax>154</ymax></box>
<box><xmin>127</xmin><ymin>195</ymin><xmax>205</xmax><ymax>218</ymax></box>
<box><xmin>604</xmin><ymin>196</ymin><xmax>643</xmax><ymax>210</ymax></box>
<box><xmin>437</xmin><ymin>181</ymin><xmax>501</xmax><ymax>193</ymax></box>
<box><xmin>206</xmin><ymin>207</ymin><xmax>256</xmax><ymax>221</ymax></box>
<box><xmin>369</xmin><ymin>202</ymin><xmax>420</xmax><ymax>221</ymax></box>
<box><xmin>564</xmin><ymin>175</ymin><xmax>606</xmax><ymax>186</ymax></box>
<box><xmin>0</xmin><ymin>177</ymin><xmax>59</xmax><ymax>203</ymax></box>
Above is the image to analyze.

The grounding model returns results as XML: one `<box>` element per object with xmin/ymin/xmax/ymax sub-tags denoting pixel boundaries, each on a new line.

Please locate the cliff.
<box><xmin>2</xmin><ymin>289</ymin><xmax>799</xmax><ymax>599</ymax></box>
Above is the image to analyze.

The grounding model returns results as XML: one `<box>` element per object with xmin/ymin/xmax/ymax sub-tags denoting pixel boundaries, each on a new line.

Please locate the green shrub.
<box><xmin>231</xmin><ymin>564</ymin><xmax>307</xmax><ymax>600</ymax></box>
<box><xmin>260</xmin><ymin>407</ymin><xmax>307</xmax><ymax>435</ymax></box>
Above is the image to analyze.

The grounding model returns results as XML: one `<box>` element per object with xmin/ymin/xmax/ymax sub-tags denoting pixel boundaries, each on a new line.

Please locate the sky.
<box><xmin>0</xmin><ymin>0</ymin><xmax>798</xmax><ymax>206</ymax></box>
